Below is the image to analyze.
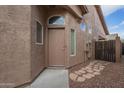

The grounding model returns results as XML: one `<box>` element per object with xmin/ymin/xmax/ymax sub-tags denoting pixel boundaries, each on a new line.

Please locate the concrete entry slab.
<box><xmin>27</xmin><ymin>69</ymin><xmax>69</xmax><ymax>88</ymax></box>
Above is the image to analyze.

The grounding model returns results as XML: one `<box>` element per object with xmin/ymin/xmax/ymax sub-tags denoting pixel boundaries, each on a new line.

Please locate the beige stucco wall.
<box><xmin>84</xmin><ymin>5</ymin><xmax>106</xmax><ymax>40</ymax></box>
<box><xmin>66</xmin><ymin>12</ymin><xmax>85</xmax><ymax>67</ymax></box>
<box><xmin>66</xmin><ymin>5</ymin><xmax>106</xmax><ymax>67</ymax></box>
<box><xmin>0</xmin><ymin>6</ymin><xmax>31</xmax><ymax>87</ymax></box>
<box><xmin>31</xmin><ymin>6</ymin><xmax>47</xmax><ymax>80</ymax></box>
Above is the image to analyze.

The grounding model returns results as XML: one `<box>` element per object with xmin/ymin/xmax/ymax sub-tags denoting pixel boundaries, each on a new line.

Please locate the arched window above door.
<box><xmin>48</xmin><ymin>16</ymin><xmax>65</xmax><ymax>25</ymax></box>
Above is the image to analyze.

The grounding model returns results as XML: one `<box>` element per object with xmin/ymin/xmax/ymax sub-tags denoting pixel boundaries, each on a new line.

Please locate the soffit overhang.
<box><xmin>63</xmin><ymin>5</ymin><xmax>88</xmax><ymax>20</ymax></box>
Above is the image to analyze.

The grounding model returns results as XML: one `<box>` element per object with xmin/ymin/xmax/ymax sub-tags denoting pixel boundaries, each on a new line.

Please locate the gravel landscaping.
<box><xmin>69</xmin><ymin>60</ymin><xmax>124</xmax><ymax>88</ymax></box>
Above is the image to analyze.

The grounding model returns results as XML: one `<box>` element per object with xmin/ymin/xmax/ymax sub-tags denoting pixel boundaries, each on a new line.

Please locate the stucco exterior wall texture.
<box><xmin>66</xmin><ymin>5</ymin><xmax>106</xmax><ymax>67</ymax></box>
<box><xmin>85</xmin><ymin>6</ymin><xmax>105</xmax><ymax>39</ymax></box>
<box><xmin>66</xmin><ymin>12</ymin><xmax>85</xmax><ymax>67</ymax></box>
<box><xmin>0</xmin><ymin>6</ymin><xmax>31</xmax><ymax>87</ymax></box>
<box><xmin>31</xmin><ymin>6</ymin><xmax>46</xmax><ymax>80</ymax></box>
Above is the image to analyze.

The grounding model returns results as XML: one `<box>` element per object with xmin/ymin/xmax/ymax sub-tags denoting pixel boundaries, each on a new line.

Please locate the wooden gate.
<box><xmin>122</xmin><ymin>43</ymin><xmax>124</xmax><ymax>55</ymax></box>
<box><xmin>95</xmin><ymin>37</ymin><xmax>121</xmax><ymax>63</ymax></box>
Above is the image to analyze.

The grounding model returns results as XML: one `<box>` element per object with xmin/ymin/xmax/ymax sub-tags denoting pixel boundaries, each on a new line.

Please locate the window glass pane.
<box><xmin>49</xmin><ymin>16</ymin><xmax>64</xmax><ymax>25</ymax></box>
<box><xmin>36</xmin><ymin>21</ymin><xmax>43</xmax><ymax>44</ymax></box>
<box><xmin>70</xmin><ymin>29</ymin><xmax>76</xmax><ymax>55</ymax></box>
<box><xmin>80</xmin><ymin>23</ymin><xmax>86</xmax><ymax>31</ymax></box>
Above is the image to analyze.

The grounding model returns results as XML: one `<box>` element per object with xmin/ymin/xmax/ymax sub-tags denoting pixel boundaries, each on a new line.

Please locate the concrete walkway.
<box><xmin>27</xmin><ymin>69</ymin><xmax>69</xmax><ymax>88</ymax></box>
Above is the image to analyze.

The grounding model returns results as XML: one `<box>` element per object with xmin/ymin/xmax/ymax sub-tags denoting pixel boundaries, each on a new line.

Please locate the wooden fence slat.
<box><xmin>95</xmin><ymin>40</ymin><xmax>116</xmax><ymax>62</ymax></box>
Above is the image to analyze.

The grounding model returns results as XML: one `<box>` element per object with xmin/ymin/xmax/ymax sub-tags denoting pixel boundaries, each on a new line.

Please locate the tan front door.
<box><xmin>48</xmin><ymin>28</ymin><xmax>65</xmax><ymax>67</ymax></box>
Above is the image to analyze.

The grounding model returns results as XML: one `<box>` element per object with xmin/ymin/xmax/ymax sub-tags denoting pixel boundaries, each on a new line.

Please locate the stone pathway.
<box><xmin>69</xmin><ymin>59</ymin><xmax>124</xmax><ymax>88</ymax></box>
<box><xmin>69</xmin><ymin>61</ymin><xmax>110</xmax><ymax>83</ymax></box>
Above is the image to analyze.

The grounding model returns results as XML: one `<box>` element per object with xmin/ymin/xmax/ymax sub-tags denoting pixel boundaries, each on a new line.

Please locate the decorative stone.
<box><xmin>81</xmin><ymin>67</ymin><xmax>85</xmax><ymax>70</ymax></box>
<box><xmin>100</xmin><ymin>66</ymin><xmax>105</xmax><ymax>68</ymax></box>
<box><xmin>86</xmin><ymin>69</ymin><xmax>94</xmax><ymax>73</ymax></box>
<box><xmin>86</xmin><ymin>66</ymin><xmax>92</xmax><ymax>69</ymax></box>
<box><xmin>74</xmin><ymin>71</ymin><xmax>82</xmax><ymax>75</ymax></box>
<box><xmin>94</xmin><ymin>64</ymin><xmax>99</xmax><ymax>66</ymax></box>
<box><xmin>77</xmin><ymin>77</ymin><xmax>86</xmax><ymax>82</ymax></box>
<box><xmin>81</xmin><ymin>68</ymin><xmax>86</xmax><ymax>70</ymax></box>
<box><xmin>82</xmin><ymin>74</ymin><xmax>87</xmax><ymax>78</ymax></box>
<box><xmin>94</xmin><ymin>67</ymin><xmax>99</xmax><ymax>70</ymax></box>
<box><xmin>93</xmin><ymin>69</ymin><xmax>100</xmax><ymax>72</ymax></box>
<box><xmin>87</xmin><ymin>73</ymin><xmax>95</xmax><ymax>77</ymax></box>
<box><xmin>83</xmin><ymin>74</ymin><xmax>92</xmax><ymax>79</ymax></box>
<box><xmin>85</xmin><ymin>66</ymin><xmax>90</xmax><ymax>69</ymax></box>
<box><xmin>96</xmin><ymin>63</ymin><xmax>101</xmax><ymax>65</ymax></box>
<box><xmin>85</xmin><ymin>67</ymin><xmax>92</xmax><ymax>70</ymax></box>
<box><xmin>94</xmin><ymin>65</ymin><xmax>98</xmax><ymax>67</ymax></box>
<box><xmin>88</xmin><ymin>64</ymin><xmax>93</xmax><ymax>66</ymax></box>
<box><xmin>94</xmin><ymin>66</ymin><xmax>98</xmax><ymax>68</ymax></box>
<box><xmin>93</xmin><ymin>72</ymin><xmax>100</xmax><ymax>75</ymax></box>
<box><xmin>98</xmin><ymin>64</ymin><xmax>102</xmax><ymax>66</ymax></box>
<box><xmin>93</xmin><ymin>68</ymin><xmax>98</xmax><ymax>71</ymax></box>
<box><xmin>90</xmin><ymin>73</ymin><xmax>95</xmax><ymax>77</ymax></box>
<box><xmin>79</xmin><ymin>70</ymin><xmax>86</xmax><ymax>74</ymax></box>
<box><xmin>69</xmin><ymin>73</ymin><xmax>78</xmax><ymax>81</ymax></box>
<box><xmin>99</xmin><ymin>68</ymin><xmax>104</xmax><ymax>70</ymax></box>
<box><xmin>101</xmin><ymin>67</ymin><xmax>105</xmax><ymax>69</ymax></box>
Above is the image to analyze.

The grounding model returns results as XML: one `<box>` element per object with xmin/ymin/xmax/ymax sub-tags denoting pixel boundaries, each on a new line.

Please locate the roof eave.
<box><xmin>64</xmin><ymin>5</ymin><xmax>88</xmax><ymax>19</ymax></box>
<box><xmin>95</xmin><ymin>5</ymin><xmax>109</xmax><ymax>35</ymax></box>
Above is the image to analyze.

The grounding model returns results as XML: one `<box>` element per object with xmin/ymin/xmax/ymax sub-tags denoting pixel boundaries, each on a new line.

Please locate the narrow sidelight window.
<box><xmin>70</xmin><ymin>29</ymin><xmax>76</xmax><ymax>56</ymax></box>
<box><xmin>36</xmin><ymin>21</ymin><xmax>43</xmax><ymax>45</ymax></box>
